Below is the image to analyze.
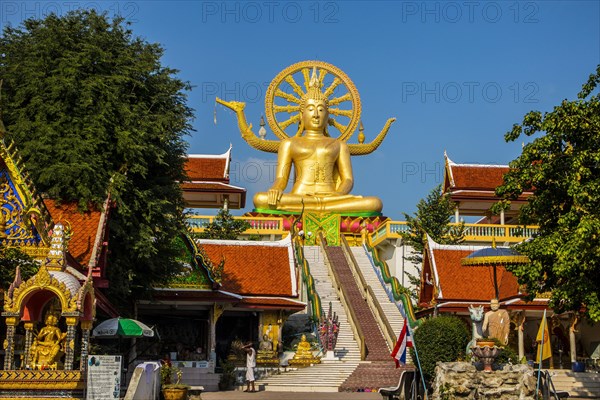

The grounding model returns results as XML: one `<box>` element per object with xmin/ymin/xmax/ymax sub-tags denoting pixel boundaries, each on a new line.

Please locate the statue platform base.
<box><xmin>256</xmin><ymin>357</ymin><xmax>280</xmax><ymax>367</ymax></box>
<box><xmin>288</xmin><ymin>357</ymin><xmax>321</xmax><ymax>368</ymax></box>
<box><xmin>321</xmin><ymin>350</ymin><xmax>339</xmax><ymax>362</ymax></box>
<box><xmin>0</xmin><ymin>370</ymin><xmax>84</xmax><ymax>399</ymax></box>
<box><xmin>246</xmin><ymin>211</ymin><xmax>388</xmax><ymax>246</ymax></box>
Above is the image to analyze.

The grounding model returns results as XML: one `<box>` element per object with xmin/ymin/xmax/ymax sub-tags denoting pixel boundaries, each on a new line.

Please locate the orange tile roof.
<box><xmin>184</xmin><ymin>156</ymin><xmax>228</xmax><ymax>182</ymax></box>
<box><xmin>426</xmin><ymin>242</ymin><xmax>520</xmax><ymax>302</ymax></box>
<box><xmin>199</xmin><ymin>239</ymin><xmax>296</xmax><ymax>297</ymax></box>
<box><xmin>449</xmin><ymin>164</ymin><xmax>509</xmax><ymax>190</ymax></box>
<box><xmin>43</xmin><ymin>199</ymin><xmax>105</xmax><ymax>267</ymax></box>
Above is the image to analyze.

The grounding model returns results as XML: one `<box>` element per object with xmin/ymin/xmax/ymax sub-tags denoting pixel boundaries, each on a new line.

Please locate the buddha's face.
<box><xmin>302</xmin><ymin>98</ymin><xmax>328</xmax><ymax>132</ymax></box>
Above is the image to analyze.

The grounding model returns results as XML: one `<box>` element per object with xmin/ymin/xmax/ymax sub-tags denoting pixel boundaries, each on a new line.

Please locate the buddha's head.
<box><xmin>301</xmin><ymin>98</ymin><xmax>328</xmax><ymax>132</ymax></box>
<box><xmin>490</xmin><ymin>298</ymin><xmax>500</xmax><ymax>311</ymax></box>
<box><xmin>299</xmin><ymin>67</ymin><xmax>329</xmax><ymax>135</ymax></box>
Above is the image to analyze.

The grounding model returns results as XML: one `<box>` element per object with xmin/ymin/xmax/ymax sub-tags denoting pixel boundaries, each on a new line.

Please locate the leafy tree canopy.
<box><xmin>196</xmin><ymin>209</ymin><xmax>251</xmax><ymax>240</ymax></box>
<box><xmin>0</xmin><ymin>10</ymin><xmax>194</xmax><ymax>308</ymax></box>
<box><xmin>496</xmin><ymin>66</ymin><xmax>600</xmax><ymax>321</ymax></box>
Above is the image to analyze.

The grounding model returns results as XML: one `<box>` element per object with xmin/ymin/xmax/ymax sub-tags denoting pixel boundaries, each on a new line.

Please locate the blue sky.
<box><xmin>2</xmin><ymin>1</ymin><xmax>599</xmax><ymax>218</ymax></box>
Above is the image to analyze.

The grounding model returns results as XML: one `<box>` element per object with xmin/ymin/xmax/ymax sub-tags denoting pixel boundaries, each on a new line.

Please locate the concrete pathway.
<box><xmin>201</xmin><ymin>391</ymin><xmax>381</xmax><ymax>400</ymax></box>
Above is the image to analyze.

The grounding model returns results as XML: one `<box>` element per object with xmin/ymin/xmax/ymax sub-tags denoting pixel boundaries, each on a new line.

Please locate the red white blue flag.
<box><xmin>390</xmin><ymin>317</ymin><xmax>413</xmax><ymax>367</ymax></box>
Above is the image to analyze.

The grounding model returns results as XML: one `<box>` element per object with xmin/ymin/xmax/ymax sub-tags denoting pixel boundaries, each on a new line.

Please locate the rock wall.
<box><xmin>433</xmin><ymin>362</ymin><xmax>536</xmax><ymax>399</ymax></box>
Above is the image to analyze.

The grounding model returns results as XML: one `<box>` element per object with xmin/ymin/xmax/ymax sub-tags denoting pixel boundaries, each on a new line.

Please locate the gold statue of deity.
<box><xmin>289</xmin><ymin>334</ymin><xmax>320</xmax><ymax>367</ymax></box>
<box><xmin>217</xmin><ymin>61</ymin><xmax>395</xmax><ymax>215</ymax></box>
<box><xmin>29</xmin><ymin>311</ymin><xmax>67</xmax><ymax>370</ymax></box>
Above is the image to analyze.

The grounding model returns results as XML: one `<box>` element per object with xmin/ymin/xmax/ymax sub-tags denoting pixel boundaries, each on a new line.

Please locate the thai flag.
<box><xmin>390</xmin><ymin>318</ymin><xmax>413</xmax><ymax>367</ymax></box>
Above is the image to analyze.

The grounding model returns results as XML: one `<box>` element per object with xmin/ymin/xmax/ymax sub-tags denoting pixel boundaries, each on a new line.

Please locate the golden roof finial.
<box><xmin>358</xmin><ymin>121</ymin><xmax>365</xmax><ymax>144</ymax></box>
<box><xmin>45</xmin><ymin>223</ymin><xmax>68</xmax><ymax>271</ymax></box>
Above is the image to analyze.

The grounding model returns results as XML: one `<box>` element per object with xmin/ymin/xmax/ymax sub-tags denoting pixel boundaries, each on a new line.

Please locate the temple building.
<box><xmin>414</xmin><ymin>154</ymin><xmax>600</xmax><ymax>371</ymax></box>
<box><xmin>129</xmin><ymin>148</ymin><xmax>305</xmax><ymax>390</ymax></box>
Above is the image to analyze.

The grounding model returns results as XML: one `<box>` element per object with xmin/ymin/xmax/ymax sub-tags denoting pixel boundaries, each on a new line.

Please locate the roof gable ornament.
<box><xmin>0</xmin><ymin>126</ymin><xmax>53</xmax><ymax>254</ymax></box>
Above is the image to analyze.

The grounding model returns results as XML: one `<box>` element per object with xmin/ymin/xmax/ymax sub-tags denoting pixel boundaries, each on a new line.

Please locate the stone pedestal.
<box><xmin>433</xmin><ymin>362</ymin><xmax>536</xmax><ymax>399</ymax></box>
<box><xmin>322</xmin><ymin>350</ymin><xmax>339</xmax><ymax>362</ymax></box>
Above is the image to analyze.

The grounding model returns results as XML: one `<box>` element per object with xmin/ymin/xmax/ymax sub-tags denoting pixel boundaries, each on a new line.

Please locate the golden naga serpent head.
<box><xmin>216</xmin><ymin>60</ymin><xmax>396</xmax><ymax>155</ymax></box>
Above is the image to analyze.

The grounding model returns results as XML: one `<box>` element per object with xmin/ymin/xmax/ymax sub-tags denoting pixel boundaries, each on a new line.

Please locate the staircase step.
<box><xmin>257</xmin><ymin>246</ymin><xmax>361</xmax><ymax>391</ymax></box>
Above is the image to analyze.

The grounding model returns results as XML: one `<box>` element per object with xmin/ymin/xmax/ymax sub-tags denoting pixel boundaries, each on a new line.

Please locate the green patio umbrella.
<box><xmin>92</xmin><ymin>317</ymin><xmax>154</xmax><ymax>338</ymax></box>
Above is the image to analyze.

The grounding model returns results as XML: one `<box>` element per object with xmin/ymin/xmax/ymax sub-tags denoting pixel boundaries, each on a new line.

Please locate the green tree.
<box><xmin>0</xmin><ymin>247</ymin><xmax>38</xmax><ymax>290</ymax></box>
<box><xmin>0</xmin><ymin>11</ymin><xmax>194</xmax><ymax>307</ymax></box>
<box><xmin>401</xmin><ymin>184</ymin><xmax>464</xmax><ymax>298</ymax></box>
<box><xmin>411</xmin><ymin>315</ymin><xmax>470</xmax><ymax>384</ymax></box>
<box><xmin>496</xmin><ymin>66</ymin><xmax>600</xmax><ymax>321</ymax></box>
<box><xmin>197</xmin><ymin>209</ymin><xmax>250</xmax><ymax>240</ymax></box>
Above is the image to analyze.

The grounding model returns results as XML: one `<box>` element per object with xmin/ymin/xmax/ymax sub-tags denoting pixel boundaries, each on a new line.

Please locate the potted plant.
<box><xmin>160</xmin><ymin>360</ymin><xmax>190</xmax><ymax>400</ymax></box>
<box><xmin>218</xmin><ymin>358</ymin><xmax>236</xmax><ymax>391</ymax></box>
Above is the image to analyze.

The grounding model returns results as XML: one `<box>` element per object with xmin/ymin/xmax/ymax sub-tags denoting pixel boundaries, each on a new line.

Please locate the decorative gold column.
<box><xmin>209</xmin><ymin>304</ymin><xmax>225</xmax><ymax>362</ymax></box>
<box><xmin>569</xmin><ymin>313</ymin><xmax>579</xmax><ymax>364</ymax></box>
<box><xmin>23</xmin><ymin>322</ymin><xmax>35</xmax><ymax>368</ymax></box>
<box><xmin>80</xmin><ymin>320</ymin><xmax>92</xmax><ymax>372</ymax></box>
<box><xmin>64</xmin><ymin>317</ymin><xmax>79</xmax><ymax>370</ymax></box>
<box><xmin>3</xmin><ymin>316</ymin><xmax>20</xmax><ymax>370</ymax></box>
<box><xmin>512</xmin><ymin>311</ymin><xmax>526</xmax><ymax>362</ymax></box>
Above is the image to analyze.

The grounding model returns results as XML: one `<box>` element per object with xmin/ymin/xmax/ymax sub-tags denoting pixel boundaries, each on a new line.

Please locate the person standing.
<box><xmin>243</xmin><ymin>342</ymin><xmax>256</xmax><ymax>392</ymax></box>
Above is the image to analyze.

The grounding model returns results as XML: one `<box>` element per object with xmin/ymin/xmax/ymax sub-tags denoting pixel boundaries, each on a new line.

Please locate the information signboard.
<box><xmin>86</xmin><ymin>355</ymin><xmax>122</xmax><ymax>400</ymax></box>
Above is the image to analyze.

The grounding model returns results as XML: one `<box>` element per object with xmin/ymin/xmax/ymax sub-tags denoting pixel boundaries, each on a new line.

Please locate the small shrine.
<box><xmin>0</xmin><ymin>223</ymin><xmax>95</xmax><ymax>397</ymax></box>
<box><xmin>0</xmin><ymin>129</ymin><xmax>102</xmax><ymax>398</ymax></box>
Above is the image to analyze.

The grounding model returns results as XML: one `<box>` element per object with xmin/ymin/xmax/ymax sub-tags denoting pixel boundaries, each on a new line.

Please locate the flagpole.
<box><xmin>402</xmin><ymin>305</ymin><xmax>428</xmax><ymax>400</ymax></box>
<box><xmin>535</xmin><ymin>309</ymin><xmax>547</xmax><ymax>400</ymax></box>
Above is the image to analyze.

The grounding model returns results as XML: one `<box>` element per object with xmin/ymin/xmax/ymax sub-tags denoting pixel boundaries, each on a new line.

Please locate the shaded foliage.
<box><xmin>495</xmin><ymin>66</ymin><xmax>600</xmax><ymax>321</ymax></box>
<box><xmin>411</xmin><ymin>315</ymin><xmax>470</xmax><ymax>384</ymax></box>
<box><xmin>196</xmin><ymin>209</ymin><xmax>250</xmax><ymax>240</ymax></box>
<box><xmin>0</xmin><ymin>11</ymin><xmax>194</xmax><ymax>308</ymax></box>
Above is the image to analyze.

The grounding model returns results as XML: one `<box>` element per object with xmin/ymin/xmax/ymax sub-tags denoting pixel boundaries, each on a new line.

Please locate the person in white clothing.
<box><xmin>243</xmin><ymin>342</ymin><xmax>256</xmax><ymax>392</ymax></box>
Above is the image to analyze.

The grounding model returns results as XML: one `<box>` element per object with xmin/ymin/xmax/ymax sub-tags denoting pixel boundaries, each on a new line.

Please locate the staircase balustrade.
<box><xmin>341</xmin><ymin>236</ymin><xmax>397</xmax><ymax>350</ymax></box>
<box><xmin>364</xmin><ymin>235</ymin><xmax>421</xmax><ymax>328</ymax></box>
<box><xmin>294</xmin><ymin>237</ymin><xmax>322</xmax><ymax>322</ymax></box>
<box><xmin>318</xmin><ymin>233</ymin><xmax>366</xmax><ymax>360</ymax></box>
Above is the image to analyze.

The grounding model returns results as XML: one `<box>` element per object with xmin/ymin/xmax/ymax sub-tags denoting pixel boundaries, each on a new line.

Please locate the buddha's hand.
<box><xmin>267</xmin><ymin>189</ymin><xmax>282</xmax><ymax>206</ymax></box>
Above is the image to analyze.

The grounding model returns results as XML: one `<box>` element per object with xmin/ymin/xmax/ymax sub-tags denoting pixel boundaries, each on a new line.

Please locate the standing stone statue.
<box><xmin>482</xmin><ymin>298</ymin><xmax>510</xmax><ymax>345</ymax></box>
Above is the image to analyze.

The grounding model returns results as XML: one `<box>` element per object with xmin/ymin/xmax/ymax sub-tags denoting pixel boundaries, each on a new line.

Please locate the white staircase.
<box><xmin>258</xmin><ymin>246</ymin><xmax>361</xmax><ymax>392</ymax></box>
<box><xmin>550</xmin><ymin>370</ymin><xmax>600</xmax><ymax>398</ymax></box>
<box><xmin>350</xmin><ymin>246</ymin><xmax>405</xmax><ymax>334</ymax></box>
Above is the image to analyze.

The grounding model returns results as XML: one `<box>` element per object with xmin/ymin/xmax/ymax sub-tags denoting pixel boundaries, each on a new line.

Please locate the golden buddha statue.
<box><xmin>217</xmin><ymin>61</ymin><xmax>395</xmax><ymax>215</ymax></box>
<box><xmin>29</xmin><ymin>312</ymin><xmax>67</xmax><ymax>370</ymax></box>
<box><xmin>256</xmin><ymin>334</ymin><xmax>278</xmax><ymax>366</ymax></box>
<box><xmin>289</xmin><ymin>334</ymin><xmax>319</xmax><ymax>366</ymax></box>
<box><xmin>293</xmin><ymin>334</ymin><xmax>314</xmax><ymax>359</ymax></box>
<box><xmin>258</xmin><ymin>334</ymin><xmax>275</xmax><ymax>357</ymax></box>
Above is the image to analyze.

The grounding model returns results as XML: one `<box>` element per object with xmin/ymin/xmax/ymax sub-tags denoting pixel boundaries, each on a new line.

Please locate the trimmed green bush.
<box><xmin>410</xmin><ymin>315</ymin><xmax>470</xmax><ymax>383</ymax></box>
